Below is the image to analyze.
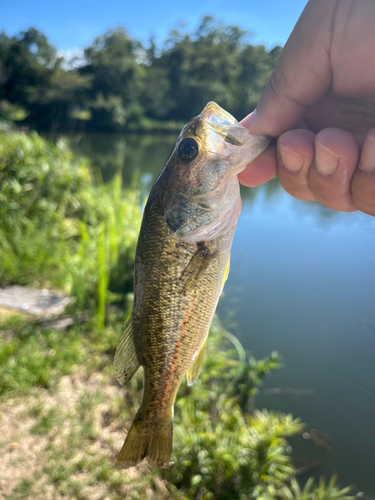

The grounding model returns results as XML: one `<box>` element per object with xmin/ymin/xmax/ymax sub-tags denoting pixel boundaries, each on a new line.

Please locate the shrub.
<box><xmin>0</xmin><ymin>130</ymin><xmax>141</xmax><ymax>312</ymax></box>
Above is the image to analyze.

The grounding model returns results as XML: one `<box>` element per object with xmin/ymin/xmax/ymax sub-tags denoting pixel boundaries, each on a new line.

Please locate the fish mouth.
<box><xmin>198</xmin><ymin>102</ymin><xmax>270</xmax><ymax>176</ymax></box>
<box><xmin>199</xmin><ymin>102</ymin><xmax>249</xmax><ymax>147</ymax></box>
<box><xmin>199</xmin><ymin>102</ymin><xmax>239</xmax><ymax>127</ymax></box>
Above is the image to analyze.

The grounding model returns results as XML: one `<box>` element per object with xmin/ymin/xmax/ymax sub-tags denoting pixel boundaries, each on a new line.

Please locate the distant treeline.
<box><xmin>0</xmin><ymin>17</ymin><xmax>281</xmax><ymax>133</ymax></box>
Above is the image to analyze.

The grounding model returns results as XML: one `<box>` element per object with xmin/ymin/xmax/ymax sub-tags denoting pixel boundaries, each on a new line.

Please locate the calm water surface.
<box><xmin>73</xmin><ymin>133</ymin><xmax>375</xmax><ymax>496</ymax></box>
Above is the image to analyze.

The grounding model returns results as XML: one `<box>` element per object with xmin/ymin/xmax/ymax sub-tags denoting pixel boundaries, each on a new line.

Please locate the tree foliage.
<box><xmin>0</xmin><ymin>28</ymin><xmax>90</xmax><ymax>130</ymax></box>
<box><xmin>0</xmin><ymin>19</ymin><xmax>281</xmax><ymax>132</ymax></box>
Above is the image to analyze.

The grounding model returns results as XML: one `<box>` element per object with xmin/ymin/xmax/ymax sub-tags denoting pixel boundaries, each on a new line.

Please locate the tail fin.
<box><xmin>116</xmin><ymin>416</ymin><xmax>173</xmax><ymax>469</ymax></box>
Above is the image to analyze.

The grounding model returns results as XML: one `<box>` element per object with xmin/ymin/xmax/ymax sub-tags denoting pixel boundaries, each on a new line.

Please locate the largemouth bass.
<box><xmin>114</xmin><ymin>102</ymin><xmax>269</xmax><ymax>469</ymax></box>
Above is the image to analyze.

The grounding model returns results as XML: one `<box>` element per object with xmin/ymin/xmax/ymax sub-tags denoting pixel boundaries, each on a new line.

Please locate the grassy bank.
<box><xmin>0</xmin><ymin>313</ymin><xmax>353</xmax><ymax>500</ymax></box>
<box><xmin>0</xmin><ymin>130</ymin><xmax>353</xmax><ymax>499</ymax></box>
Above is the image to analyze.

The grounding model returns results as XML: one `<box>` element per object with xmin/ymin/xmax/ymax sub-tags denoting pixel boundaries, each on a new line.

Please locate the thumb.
<box><xmin>244</xmin><ymin>0</ymin><xmax>336</xmax><ymax>137</ymax></box>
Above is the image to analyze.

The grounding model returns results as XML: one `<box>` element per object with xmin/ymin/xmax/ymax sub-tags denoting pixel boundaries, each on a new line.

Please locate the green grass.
<box><xmin>30</xmin><ymin>407</ymin><xmax>61</xmax><ymax>435</ymax></box>
<box><xmin>0</xmin><ymin>307</ymin><xmax>131</xmax><ymax>400</ymax></box>
<box><xmin>0</xmin><ymin>317</ymin><xmax>89</xmax><ymax>398</ymax></box>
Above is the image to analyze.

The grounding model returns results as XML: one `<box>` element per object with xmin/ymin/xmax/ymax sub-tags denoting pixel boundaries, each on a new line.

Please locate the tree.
<box><xmin>0</xmin><ymin>21</ymin><xmax>281</xmax><ymax>131</ymax></box>
<box><xmin>79</xmin><ymin>28</ymin><xmax>145</xmax><ymax>130</ymax></box>
<box><xmin>0</xmin><ymin>29</ymin><xmax>92</xmax><ymax>131</ymax></box>
<box><xmin>0</xmin><ymin>29</ymin><xmax>54</xmax><ymax>108</ymax></box>
<box><xmin>142</xmin><ymin>17</ymin><xmax>281</xmax><ymax>122</ymax></box>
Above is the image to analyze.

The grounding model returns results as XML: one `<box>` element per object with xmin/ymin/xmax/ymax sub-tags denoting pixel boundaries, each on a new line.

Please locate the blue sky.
<box><xmin>1</xmin><ymin>0</ymin><xmax>307</xmax><ymax>52</ymax></box>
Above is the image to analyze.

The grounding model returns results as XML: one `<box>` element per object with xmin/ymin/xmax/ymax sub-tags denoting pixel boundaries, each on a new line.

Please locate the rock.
<box><xmin>0</xmin><ymin>286</ymin><xmax>75</xmax><ymax>319</ymax></box>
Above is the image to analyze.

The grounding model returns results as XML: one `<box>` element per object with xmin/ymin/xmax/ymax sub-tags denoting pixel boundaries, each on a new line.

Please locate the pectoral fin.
<box><xmin>186</xmin><ymin>336</ymin><xmax>208</xmax><ymax>386</ymax></box>
<box><xmin>114</xmin><ymin>314</ymin><xmax>140</xmax><ymax>385</ymax></box>
<box><xmin>180</xmin><ymin>242</ymin><xmax>217</xmax><ymax>291</ymax></box>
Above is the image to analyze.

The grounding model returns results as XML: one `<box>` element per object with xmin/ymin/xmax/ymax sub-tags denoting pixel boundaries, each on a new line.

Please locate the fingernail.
<box><xmin>278</xmin><ymin>143</ymin><xmax>304</xmax><ymax>172</ymax></box>
<box><xmin>359</xmin><ymin>133</ymin><xmax>375</xmax><ymax>172</ymax></box>
<box><xmin>358</xmin><ymin>162</ymin><xmax>375</xmax><ymax>173</ymax></box>
<box><xmin>359</xmin><ymin>163</ymin><xmax>375</xmax><ymax>173</ymax></box>
<box><xmin>315</xmin><ymin>141</ymin><xmax>340</xmax><ymax>175</ymax></box>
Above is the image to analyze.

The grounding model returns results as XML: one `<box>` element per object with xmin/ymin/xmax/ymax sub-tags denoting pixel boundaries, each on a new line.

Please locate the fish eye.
<box><xmin>178</xmin><ymin>138</ymin><xmax>199</xmax><ymax>163</ymax></box>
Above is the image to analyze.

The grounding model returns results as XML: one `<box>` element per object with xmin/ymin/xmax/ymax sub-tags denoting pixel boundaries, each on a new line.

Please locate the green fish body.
<box><xmin>114</xmin><ymin>102</ymin><xmax>269</xmax><ymax>468</ymax></box>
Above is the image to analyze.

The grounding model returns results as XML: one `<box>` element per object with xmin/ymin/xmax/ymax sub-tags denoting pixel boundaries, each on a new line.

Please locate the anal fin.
<box><xmin>186</xmin><ymin>336</ymin><xmax>208</xmax><ymax>386</ymax></box>
<box><xmin>114</xmin><ymin>314</ymin><xmax>140</xmax><ymax>385</ymax></box>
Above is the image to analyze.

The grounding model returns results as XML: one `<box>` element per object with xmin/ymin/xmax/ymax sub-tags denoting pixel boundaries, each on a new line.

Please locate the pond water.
<box><xmin>72</xmin><ymin>133</ymin><xmax>375</xmax><ymax>496</ymax></box>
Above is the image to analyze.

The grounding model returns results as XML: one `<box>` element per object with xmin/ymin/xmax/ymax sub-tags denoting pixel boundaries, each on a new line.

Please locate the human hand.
<box><xmin>239</xmin><ymin>0</ymin><xmax>375</xmax><ymax>216</ymax></box>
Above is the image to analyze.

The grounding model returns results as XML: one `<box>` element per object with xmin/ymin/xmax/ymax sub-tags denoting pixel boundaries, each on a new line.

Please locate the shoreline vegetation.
<box><xmin>0</xmin><ymin>130</ymin><xmax>354</xmax><ymax>498</ymax></box>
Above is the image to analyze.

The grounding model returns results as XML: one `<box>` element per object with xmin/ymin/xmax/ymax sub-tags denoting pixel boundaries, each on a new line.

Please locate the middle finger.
<box><xmin>277</xmin><ymin>129</ymin><xmax>316</xmax><ymax>201</ymax></box>
<box><xmin>308</xmin><ymin>128</ymin><xmax>359</xmax><ymax>212</ymax></box>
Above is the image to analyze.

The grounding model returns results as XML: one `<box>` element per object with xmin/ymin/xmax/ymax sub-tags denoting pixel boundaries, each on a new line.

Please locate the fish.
<box><xmin>114</xmin><ymin>101</ymin><xmax>269</xmax><ymax>469</ymax></box>
<box><xmin>303</xmin><ymin>428</ymin><xmax>334</xmax><ymax>451</ymax></box>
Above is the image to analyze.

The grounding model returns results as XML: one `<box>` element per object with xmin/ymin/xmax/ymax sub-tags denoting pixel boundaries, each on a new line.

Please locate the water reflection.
<box><xmin>70</xmin><ymin>133</ymin><xmax>177</xmax><ymax>186</ymax></box>
<box><xmin>73</xmin><ymin>133</ymin><xmax>375</xmax><ymax>496</ymax></box>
